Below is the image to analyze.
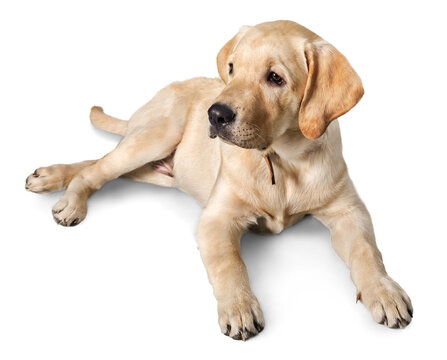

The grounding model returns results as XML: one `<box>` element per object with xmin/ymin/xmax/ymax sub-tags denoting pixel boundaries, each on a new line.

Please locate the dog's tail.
<box><xmin>90</xmin><ymin>106</ymin><xmax>128</xmax><ymax>136</ymax></box>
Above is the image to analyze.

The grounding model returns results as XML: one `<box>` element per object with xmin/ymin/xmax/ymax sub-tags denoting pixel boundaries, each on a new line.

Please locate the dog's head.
<box><xmin>208</xmin><ymin>20</ymin><xmax>364</xmax><ymax>149</ymax></box>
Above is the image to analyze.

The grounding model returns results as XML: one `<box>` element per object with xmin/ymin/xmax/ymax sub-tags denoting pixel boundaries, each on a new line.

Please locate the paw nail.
<box><xmin>392</xmin><ymin>319</ymin><xmax>401</xmax><ymax>329</ymax></box>
<box><xmin>254</xmin><ymin>321</ymin><xmax>264</xmax><ymax>332</ymax></box>
<box><xmin>225</xmin><ymin>324</ymin><xmax>231</xmax><ymax>336</ymax></box>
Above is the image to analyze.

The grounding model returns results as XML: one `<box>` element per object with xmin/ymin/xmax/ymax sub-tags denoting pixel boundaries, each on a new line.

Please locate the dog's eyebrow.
<box><xmin>267</xmin><ymin>58</ymin><xmax>291</xmax><ymax>78</ymax></box>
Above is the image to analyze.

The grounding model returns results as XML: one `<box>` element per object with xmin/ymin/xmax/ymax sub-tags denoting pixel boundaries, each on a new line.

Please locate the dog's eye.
<box><xmin>229</xmin><ymin>63</ymin><xmax>233</xmax><ymax>75</ymax></box>
<box><xmin>268</xmin><ymin>72</ymin><xmax>285</xmax><ymax>86</ymax></box>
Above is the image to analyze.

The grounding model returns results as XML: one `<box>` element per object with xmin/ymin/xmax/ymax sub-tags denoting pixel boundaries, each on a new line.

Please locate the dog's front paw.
<box><xmin>25</xmin><ymin>166</ymin><xmax>66</xmax><ymax>193</ymax></box>
<box><xmin>52</xmin><ymin>192</ymin><xmax>87</xmax><ymax>226</ymax></box>
<box><xmin>217</xmin><ymin>292</ymin><xmax>264</xmax><ymax>341</ymax></box>
<box><xmin>360</xmin><ymin>276</ymin><xmax>413</xmax><ymax>328</ymax></box>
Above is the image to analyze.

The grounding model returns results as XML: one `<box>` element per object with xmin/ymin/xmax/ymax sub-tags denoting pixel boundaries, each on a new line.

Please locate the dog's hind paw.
<box><xmin>25</xmin><ymin>166</ymin><xmax>67</xmax><ymax>193</ymax></box>
<box><xmin>52</xmin><ymin>192</ymin><xmax>87</xmax><ymax>226</ymax></box>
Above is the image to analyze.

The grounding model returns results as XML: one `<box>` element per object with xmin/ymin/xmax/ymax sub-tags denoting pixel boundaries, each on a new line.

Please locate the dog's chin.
<box><xmin>217</xmin><ymin>133</ymin><xmax>269</xmax><ymax>151</ymax></box>
<box><xmin>209</xmin><ymin>126</ymin><xmax>269</xmax><ymax>150</ymax></box>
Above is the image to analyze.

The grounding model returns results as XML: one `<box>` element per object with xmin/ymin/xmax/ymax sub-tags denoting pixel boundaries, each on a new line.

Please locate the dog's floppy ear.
<box><xmin>298</xmin><ymin>42</ymin><xmax>364</xmax><ymax>140</ymax></box>
<box><xmin>217</xmin><ymin>26</ymin><xmax>251</xmax><ymax>83</ymax></box>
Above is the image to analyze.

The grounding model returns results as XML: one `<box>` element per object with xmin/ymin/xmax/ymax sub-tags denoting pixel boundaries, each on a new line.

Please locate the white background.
<box><xmin>1</xmin><ymin>0</ymin><xmax>446</xmax><ymax>359</ymax></box>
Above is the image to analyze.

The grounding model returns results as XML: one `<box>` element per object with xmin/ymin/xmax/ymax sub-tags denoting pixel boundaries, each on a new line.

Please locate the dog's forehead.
<box><xmin>254</xmin><ymin>20</ymin><xmax>320</xmax><ymax>41</ymax></box>
<box><xmin>239</xmin><ymin>26</ymin><xmax>290</xmax><ymax>49</ymax></box>
<box><xmin>232</xmin><ymin>33</ymin><xmax>285</xmax><ymax>63</ymax></box>
<box><xmin>231</xmin><ymin>21</ymin><xmax>314</xmax><ymax>66</ymax></box>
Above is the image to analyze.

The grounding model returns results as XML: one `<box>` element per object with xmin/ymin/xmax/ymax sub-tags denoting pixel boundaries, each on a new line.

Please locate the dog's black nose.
<box><xmin>208</xmin><ymin>103</ymin><xmax>236</xmax><ymax>129</ymax></box>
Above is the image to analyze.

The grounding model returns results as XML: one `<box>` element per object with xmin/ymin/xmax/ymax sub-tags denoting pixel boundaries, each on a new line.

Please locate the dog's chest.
<box><xmin>249</xmin><ymin>167</ymin><xmax>315</xmax><ymax>234</ymax></box>
<box><xmin>249</xmin><ymin>156</ymin><xmax>336</xmax><ymax>234</ymax></box>
<box><xmin>252</xmin><ymin>211</ymin><xmax>305</xmax><ymax>234</ymax></box>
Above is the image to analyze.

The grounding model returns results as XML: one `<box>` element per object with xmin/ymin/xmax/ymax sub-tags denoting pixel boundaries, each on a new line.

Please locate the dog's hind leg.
<box><xmin>25</xmin><ymin>160</ymin><xmax>97</xmax><ymax>194</ymax></box>
<box><xmin>25</xmin><ymin>108</ymin><xmax>175</xmax><ymax>195</ymax></box>
<box><xmin>90</xmin><ymin>106</ymin><xmax>176</xmax><ymax>187</ymax></box>
<box><xmin>51</xmin><ymin>117</ymin><xmax>182</xmax><ymax>226</ymax></box>
<box><xmin>25</xmin><ymin>107</ymin><xmax>127</xmax><ymax>194</ymax></box>
<box><xmin>25</xmin><ymin>158</ymin><xmax>175</xmax><ymax>194</ymax></box>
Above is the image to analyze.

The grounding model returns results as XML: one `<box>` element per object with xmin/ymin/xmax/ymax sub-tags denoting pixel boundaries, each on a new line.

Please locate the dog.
<box><xmin>25</xmin><ymin>20</ymin><xmax>412</xmax><ymax>340</ymax></box>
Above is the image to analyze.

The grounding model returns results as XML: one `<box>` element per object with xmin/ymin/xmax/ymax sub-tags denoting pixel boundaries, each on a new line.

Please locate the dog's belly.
<box><xmin>150</xmin><ymin>150</ymin><xmax>175</xmax><ymax>177</ymax></box>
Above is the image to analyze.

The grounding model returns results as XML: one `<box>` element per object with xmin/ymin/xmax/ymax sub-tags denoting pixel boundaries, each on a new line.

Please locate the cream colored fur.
<box><xmin>25</xmin><ymin>20</ymin><xmax>412</xmax><ymax>340</ymax></box>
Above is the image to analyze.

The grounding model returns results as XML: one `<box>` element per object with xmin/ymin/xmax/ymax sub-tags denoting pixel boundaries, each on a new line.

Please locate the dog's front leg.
<box><xmin>197</xmin><ymin>201</ymin><xmax>264</xmax><ymax>341</ymax></box>
<box><xmin>314</xmin><ymin>179</ymin><xmax>413</xmax><ymax>328</ymax></box>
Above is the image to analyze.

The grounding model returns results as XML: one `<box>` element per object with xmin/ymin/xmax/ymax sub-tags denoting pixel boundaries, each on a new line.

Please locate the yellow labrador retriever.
<box><xmin>26</xmin><ymin>20</ymin><xmax>412</xmax><ymax>340</ymax></box>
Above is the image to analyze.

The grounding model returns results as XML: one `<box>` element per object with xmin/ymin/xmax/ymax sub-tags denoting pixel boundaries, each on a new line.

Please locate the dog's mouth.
<box><xmin>209</xmin><ymin>126</ymin><xmax>269</xmax><ymax>150</ymax></box>
<box><xmin>218</xmin><ymin>133</ymin><xmax>242</xmax><ymax>147</ymax></box>
<box><xmin>208</xmin><ymin>127</ymin><xmax>237</xmax><ymax>146</ymax></box>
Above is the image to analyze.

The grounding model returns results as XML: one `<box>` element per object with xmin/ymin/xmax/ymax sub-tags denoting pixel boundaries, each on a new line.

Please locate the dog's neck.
<box><xmin>262</xmin><ymin>128</ymin><xmax>332</xmax><ymax>184</ymax></box>
<box><xmin>270</xmin><ymin>129</ymin><xmax>319</xmax><ymax>161</ymax></box>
